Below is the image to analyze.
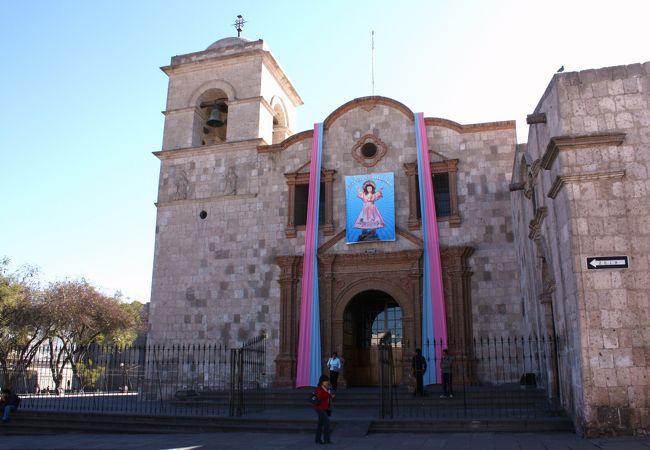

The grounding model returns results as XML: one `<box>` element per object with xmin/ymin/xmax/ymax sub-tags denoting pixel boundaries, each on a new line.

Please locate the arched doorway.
<box><xmin>343</xmin><ymin>290</ymin><xmax>403</xmax><ymax>386</ymax></box>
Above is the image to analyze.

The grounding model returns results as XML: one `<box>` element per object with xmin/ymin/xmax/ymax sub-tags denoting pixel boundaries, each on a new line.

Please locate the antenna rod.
<box><xmin>371</xmin><ymin>30</ymin><xmax>375</xmax><ymax>96</ymax></box>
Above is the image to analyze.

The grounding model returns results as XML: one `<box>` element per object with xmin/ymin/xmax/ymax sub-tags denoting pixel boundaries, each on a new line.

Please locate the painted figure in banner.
<box><xmin>353</xmin><ymin>181</ymin><xmax>385</xmax><ymax>241</ymax></box>
<box><xmin>345</xmin><ymin>173</ymin><xmax>395</xmax><ymax>244</ymax></box>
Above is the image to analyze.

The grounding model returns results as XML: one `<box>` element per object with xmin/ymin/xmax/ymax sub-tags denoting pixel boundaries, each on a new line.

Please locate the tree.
<box><xmin>106</xmin><ymin>299</ymin><xmax>147</xmax><ymax>346</ymax></box>
<box><xmin>44</xmin><ymin>280</ymin><xmax>136</xmax><ymax>391</ymax></box>
<box><xmin>0</xmin><ymin>258</ymin><xmax>52</xmax><ymax>390</ymax></box>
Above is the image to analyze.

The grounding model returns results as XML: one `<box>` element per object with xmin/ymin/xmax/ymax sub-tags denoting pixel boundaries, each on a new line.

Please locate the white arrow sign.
<box><xmin>589</xmin><ymin>259</ymin><xmax>625</xmax><ymax>268</ymax></box>
<box><xmin>586</xmin><ymin>256</ymin><xmax>629</xmax><ymax>270</ymax></box>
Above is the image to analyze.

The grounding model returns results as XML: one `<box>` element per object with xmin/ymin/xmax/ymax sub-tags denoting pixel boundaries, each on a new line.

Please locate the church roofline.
<box><xmin>323</xmin><ymin>96</ymin><xmax>414</xmax><ymax>127</ymax></box>
<box><xmin>163</xmin><ymin>39</ymin><xmax>266</xmax><ymax>70</ymax></box>
<box><xmin>258</xmin><ymin>96</ymin><xmax>515</xmax><ymax>153</ymax></box>
<box><xmin>160</xmin><ymin>39</ymin><xmax>303</xmax><ymax>106</ymax></box>
<box><xmin>531</xmin><ymin>61</ymin><xmax>649</xmax><ymax>115</ymax></box>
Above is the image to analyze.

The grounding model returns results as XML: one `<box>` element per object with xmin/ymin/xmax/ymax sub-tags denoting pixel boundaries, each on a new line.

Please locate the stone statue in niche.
<box><xmin>174</xmin><ymin>169</ymin><xmax>189</xmax><ymax>200</ymax></box>
<box><xmin>225</xmin><ymin>166</ymin><xmax>238</xmax><ymax>195</ymax></box>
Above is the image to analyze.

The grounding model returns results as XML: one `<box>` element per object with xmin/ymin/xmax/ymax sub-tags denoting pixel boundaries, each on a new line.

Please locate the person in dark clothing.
<box><xmin>1</xmin><ymin>388</ymin><xmax>20</xmax><ymax>423</ymax></box>
<box><xmin>313</xmin><ymin>375</ymin><xmax>334</xmax><ymax>444</ymax></box>
<box><xmin>411</xmin><ymin>348</ymin><xmax>427</xmax><ymax>396</ymax></box>
<box><xmin>440</xmin><ymin>348</ymin><xmax>455</xmax><ymax>398</ymax></box>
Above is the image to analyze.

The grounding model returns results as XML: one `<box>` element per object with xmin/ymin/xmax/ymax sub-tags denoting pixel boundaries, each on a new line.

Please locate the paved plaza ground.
<box><xmin>0</xmin><ymin>431</ymin><xmax>649</xmax><ymax>450</ymax></box>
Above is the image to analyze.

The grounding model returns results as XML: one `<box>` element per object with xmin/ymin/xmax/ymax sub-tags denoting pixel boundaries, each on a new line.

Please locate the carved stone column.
<box><xmin>404</xmin><ymin>163</ymin><xmax>420</xmax><ymax>230</ymax></box>
<box><xmin>441</xmin><ymin>246</ymin><xmax>475</xmax><ymax>382</ymax></box>
<box><xmin>319</xmin><ymin>254</ymin><xmax>336</xmax><ymax>364</ymax></box>
<box><xmin>274</xmin><ymin>255</ymin><xmax>301</xmax><ymax>387</ymax></box>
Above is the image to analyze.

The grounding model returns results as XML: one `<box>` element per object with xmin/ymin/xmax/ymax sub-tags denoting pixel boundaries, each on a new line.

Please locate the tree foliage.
<box><xmin>44</xmin><ymin>280</ymin><xmax>138</xmax><ymax>389</ymax></box>
<box><xmin>0</xmin><ymin>257</ymin><xmax>146</xmax><ymax>391</ymax></box>
<box><xmin>0</xmin><ymin>258</ymin><xmax>52</xmax><ymax>389</ymax></box>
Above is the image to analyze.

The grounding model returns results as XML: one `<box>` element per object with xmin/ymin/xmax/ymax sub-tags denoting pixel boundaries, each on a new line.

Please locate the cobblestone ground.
<box><xmin>0</xmin><ymin>432</ymin><xmax>649</xmax><ymax>450</ymax></box>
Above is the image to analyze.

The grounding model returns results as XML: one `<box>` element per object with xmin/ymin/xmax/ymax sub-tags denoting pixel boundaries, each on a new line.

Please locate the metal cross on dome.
<box><xmin>233</xmin><ymin>15</ymin><xmax>246</xmax><ymax>37</ymax></box>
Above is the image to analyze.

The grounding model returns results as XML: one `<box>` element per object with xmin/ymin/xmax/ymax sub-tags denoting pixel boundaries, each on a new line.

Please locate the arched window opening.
<box><xmin>272</xmin><ymin>103</ymin><xmax>288</xmax><ymax>144</ymax></box>
<box><xmin>197</xmin><ymin>89</ymin><xmax>228</xmax><ymax>145</ymax></box>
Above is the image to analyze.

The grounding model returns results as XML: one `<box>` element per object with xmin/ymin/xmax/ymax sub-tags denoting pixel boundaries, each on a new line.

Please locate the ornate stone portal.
<box><xmin>274</xmin><ymin>244</ymin><xmax>473</xmax><ymax>387</ymax></box>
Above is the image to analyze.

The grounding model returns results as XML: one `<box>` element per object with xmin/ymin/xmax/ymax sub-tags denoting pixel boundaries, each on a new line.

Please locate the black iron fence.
<box><xmin>378</xmin><ymin>335</ymin><xmax>563</xmax><ymax>419</ymax></box>
<box><xmin>378</xmin><ymin>332</ymin><xmax>396</xmax><ymax>419</ymax></box>
<box><xmin>2</xmin><ymin>334</ymin><xmax>563</xmax><ymax>420</ymax></box>
<box><xmin>0</xmin><ymin>334</ymin><xmax>267</xmax><ymax>417</ymax></box>
<box><xmin>229</xmin><ymin>334</ymin><xmax>267</xmax><ymax>417</ymax></box>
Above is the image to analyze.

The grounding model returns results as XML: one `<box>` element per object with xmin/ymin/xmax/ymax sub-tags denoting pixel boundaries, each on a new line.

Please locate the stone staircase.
<box><xmin>0</xmin><ymin>386</ymin><xmax>574</xmax><ymax>436</ymax></box>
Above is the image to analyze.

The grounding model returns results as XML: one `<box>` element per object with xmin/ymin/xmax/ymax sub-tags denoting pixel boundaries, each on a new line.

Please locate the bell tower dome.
<box><xmin>160</xmin><ymin>37</ymin><xmax>302</xmax><ymax>150</ymax></box>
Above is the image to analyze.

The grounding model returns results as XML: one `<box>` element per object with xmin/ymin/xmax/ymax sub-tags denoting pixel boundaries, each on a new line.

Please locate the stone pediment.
<box><xmin>317</xmin><ymin>227</ymin><xmax>423</xmax><ymax>255</ymax></box>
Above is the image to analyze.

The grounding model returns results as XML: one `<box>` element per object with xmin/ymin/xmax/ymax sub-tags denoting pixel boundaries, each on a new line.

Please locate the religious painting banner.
<box><xmin>296</xmin><ymin>122</ymin><xmax>323</xmax><ymax>388</ymax></box>
<box><xmin>345</xmin><ymin>172</ymin><xmax>396</xmax><ymax>244</ymax></box>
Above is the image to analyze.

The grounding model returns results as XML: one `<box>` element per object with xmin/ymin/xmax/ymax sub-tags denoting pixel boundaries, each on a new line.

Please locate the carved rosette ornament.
<box><xmin>351</xmin><ymin>134</ymin><xmax>388</xmax><ymax>167</ymax></box>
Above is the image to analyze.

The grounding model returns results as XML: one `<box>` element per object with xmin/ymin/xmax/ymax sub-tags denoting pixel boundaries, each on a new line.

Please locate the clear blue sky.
<box><xmin>1</xmin><ymin>0</ymin><xmax>647</xmax><ymax>302</ymax></box>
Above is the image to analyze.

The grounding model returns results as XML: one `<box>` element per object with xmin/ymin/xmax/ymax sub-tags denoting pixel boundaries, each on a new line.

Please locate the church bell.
<box><xmin>206</xmin><ymin>101</ymin><xmax>228</xmax><ymax>127</ymax></box>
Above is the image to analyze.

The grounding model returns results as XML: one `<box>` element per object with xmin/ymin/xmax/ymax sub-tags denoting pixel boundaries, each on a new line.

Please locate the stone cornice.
<box><xmin>162</xmin><ymin>107</ymin><xmax>195</xmax><ymax>116</ymax></box>
<box><xmin>541</xmin><ymin>132</ymin><xmax>626</xmax><ymax>170</ymax></box>
<box><xmin>275</xmin><ymin>246</ymin><xmax>474</xmax><ymax>270</ymax></box>
<box><xmin>162</xmin><ymin>51</ymin><xmax>262</xmax><ymax>76</ymax></box>
<box><xmin>257</xmin><ymin>98</ymin><xmax>515</xmax><ymax>154</ymax></box>
<box><xmin>509</xmin><ymin>182</ymin><xmax>525</xmax><ymax>192</ymax></box>
<box><xmin>396</xmin><ymin>227</ymin><xmax>424</xmax><ymax>247</ymax></box>
<box><xmin>260</xmin><ymin>52</ymin><xmax>303</xmax><ymax>107</ymax></box>
<box><xmin>154</xmin><ymin>138</ymin><xmax>265</xmax><ymax>160</ymax></box>
<box><xmin>547</xmin><ymin>170</ymin><xmax>626</xmax><ymax>199</ymax></box>
<box><xmin>164</xmin><ymin>39</ymin><xmax>265</xmax><ymax>68</ymax></box>
<box><xmin>257</xmin><ymin>130</ymin><xmax>313</xmax><ymax>153</ymax></box>
<box><xmin>424</xmin><ymin>118</ymin><xmax>516</xmax><ymax>133</ymax></box>
<box><xmin>317</xmin><ymin>227</ymin><xmax>423</xmax><ymax>254</ymax></box>
<box><xmin>528</xmin><ymin>207</ymin><xmax>548</xmax><ymax>240</ymax></box>
<box><xmin>318</xmin><ymin>230</ymin><xmax>347</xmax><ymax>253</ymax></box>
<box><xmin>155</xmin><ymin>193</ymin><xmax>257</xmax><ymax>208</ymax></box>
<box><xmin>163</xmin><ymin>97</ymin><xmax>274</xmax><ymax>116</ymax></box>
<box><xmin>526</xmin><ymin>113</ymin><xmax>547</xmax><ymax>125</ymax></box>
<box><xmin>404</xmin><ymin>159</ymin><xmax>458</xmax><ymax>173</ymax></box>
<box><xmin>324</xmin><ymin>96</ymin><xmax>414</xmax><ymax>127</ymax></box>
<box><xmin>161</xmin><ymin>42</ymin><xmax>303</xmax><ymax>107</ymax></box>
<box><xmin>324</xmin><ymin>249</ymin><xmax>424</xmax><ymax>269</ymax></box>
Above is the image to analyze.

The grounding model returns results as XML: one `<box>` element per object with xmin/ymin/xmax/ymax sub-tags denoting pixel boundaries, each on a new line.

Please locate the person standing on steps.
<box><xmin>440</xmin><ymin>348</ymin><xmax>455</xmax><ymax>398</ymax></box>
<box><xmin>327</xmin><ymin>352</ymin><xmax>342</xmax><ymax>390</ymax></box>
<box><xmin>411</xmin><ymin>348</ymin><xmax>427</xmax><ymax>396</ymax></box>
<box><xmin>313</xmin><ymin>375</ymin><xmax>334</xmax><ymax>444</ymax></box>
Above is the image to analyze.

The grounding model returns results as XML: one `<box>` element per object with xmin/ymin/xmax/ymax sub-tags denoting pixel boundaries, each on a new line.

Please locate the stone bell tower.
<box><xmin>148</xmin><ymin>37</ymin><xmax>303</xmax><ymax>346</ymax></box>
<box><xmin>160</xmin><ymin>37</ymin><xmax>302</xmax><ymax>149</ymax></box>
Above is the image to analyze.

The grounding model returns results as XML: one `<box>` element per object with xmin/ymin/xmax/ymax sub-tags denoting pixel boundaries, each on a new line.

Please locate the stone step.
<box><xmin>173</xmin><ymin>388</ymin><xmax>553</xmax><ymax>409</ymax></box>
<box><xmin>0</xmin><ymin>411</ymin><xmax>574</xmax><ymax>436</ymax></box>
<box><xmin>369</xmin><ymin>417</ymin><xmax>575</xmax><ymax>433</ymax></box>
<box><xmin>0</xmin><ymin>411</ymin><xmax>315</xmax><ymax>435</ymax></box>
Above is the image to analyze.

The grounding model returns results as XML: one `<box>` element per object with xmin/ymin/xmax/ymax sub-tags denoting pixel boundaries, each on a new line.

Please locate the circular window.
<box><xmin>361</xmin><ymin>142</ymin><xmax>378</xmax><ymax>158</ymax></box>
<box><xmin>199</xmin><ymin>210</ymin><xmax>208</xmax><ymax>219</ymax></box>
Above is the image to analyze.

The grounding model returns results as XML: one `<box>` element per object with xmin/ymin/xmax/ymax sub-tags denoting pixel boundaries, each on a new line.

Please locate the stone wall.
<box><xmin>149</xmin><ymin>39</ymin><xmax>522</xmax><ymax>389</ymax></box>
<box><xmin>149</xmin><ymin>101</ymin><xmax>521</xmax><ymax>376</ymax></box>
<box><xmin>513</xmin><ymin>62</ymin><xmax>650</xmax><ymax>435</ymax></box>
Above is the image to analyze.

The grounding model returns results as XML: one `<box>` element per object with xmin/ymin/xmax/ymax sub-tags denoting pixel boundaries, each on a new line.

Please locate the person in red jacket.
<box><xmin>313</xmin><ymin>375</ymin><xmax>334</xmax><ymax>444</ymax></box>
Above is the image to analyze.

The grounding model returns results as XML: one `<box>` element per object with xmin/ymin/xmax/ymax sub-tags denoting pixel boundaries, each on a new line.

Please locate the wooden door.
<box><xmin>342</xmin><ymin>290</ymin><xmax>403</xmax><ymax>386</ymax></box>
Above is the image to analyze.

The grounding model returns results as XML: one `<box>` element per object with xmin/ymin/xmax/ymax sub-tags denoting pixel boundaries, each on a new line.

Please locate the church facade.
<box><xmin>147</xmin><ymin>36</ymin><xmax>649</xmax><ymax>435</ymax></box>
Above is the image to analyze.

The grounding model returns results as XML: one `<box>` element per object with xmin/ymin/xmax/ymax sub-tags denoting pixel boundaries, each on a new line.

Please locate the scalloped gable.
<box><xmin>258</xmin><ymin>96</ymin><xmax>515</xmax><ymax>154</ymax></box>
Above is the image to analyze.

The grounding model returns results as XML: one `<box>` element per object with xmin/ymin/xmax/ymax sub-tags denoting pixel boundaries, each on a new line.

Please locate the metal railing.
<box><xmin>229</xmin><ymin>334</ymin><xmax>267</xmax><ymax>417</ymax></box>
<box><xmin>0</xmin><ymin>334</ymin><xmax>267</xmax><ymax>417</ymax></box>
<box><xmin>378</xmin><ymin>335</ymin><xmax>563</xmax><ymax>419</ymax></box>
<box><xmin>378</xmin><ymin>332</ymin><xmax>396</xmax><ymax>419</ymax></box>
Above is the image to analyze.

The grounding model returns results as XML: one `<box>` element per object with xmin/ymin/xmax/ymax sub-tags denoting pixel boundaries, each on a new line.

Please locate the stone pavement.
<box><xmin>0</xmin><ymin>431</ymin><xmax>649</xmax><ymax>450</ymax></box>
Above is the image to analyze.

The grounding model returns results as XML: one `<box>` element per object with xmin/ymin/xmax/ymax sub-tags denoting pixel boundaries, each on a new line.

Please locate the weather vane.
<box><xmin>233</xmin><ymin>15</ymin><xmax>246</xmax><ymax>37</ymax></box>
